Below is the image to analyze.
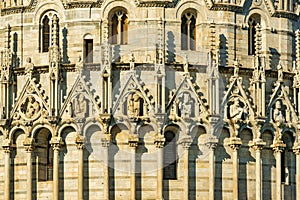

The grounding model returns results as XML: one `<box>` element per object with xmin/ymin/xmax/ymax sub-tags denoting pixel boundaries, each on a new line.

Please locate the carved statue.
<box><xmin>24</xmin><ymin>57</ymin><xmax>34</xmax><ymax>76</ymax></box>
<box><xmin>229</xmin><ymin>97</ymin><xmax>244</xmax><ymax>120</ymax></box>
<box><xmin>273</xmin><ymin>100</ymin><xmax>285</xmax><ymax>124</ymax></box>
<box><xmin>179</xmin><ymin>93</ymin><xmax>192</xmax><ymax>118</ymax></box>
<box><xmin>24</xmin><ymin>96</ymin><xmax>40</xmax><ymax>119</ymax></box>
<box><xmin>75</xmin><ymin>55</ymin><xmax>83</xmax><ymax>71</ymax></box>
<box><xmin>277</xmin><ymin>62</ymin><xmax>283</xmax><ymax>82</ymax></box>
<box><xmin>128</xmin><ymin>93</ymin><xmax>141</xmax><ymax>118</ymax></box>
<box><xmin>73</xmin><ymin>94</ymin><xmax>87</xmax><ymax>118</ymax></box>
<box><xmin>233</xmin><ymin>60</ymin><xmax>239</xmax><ymax>77</ymax></box>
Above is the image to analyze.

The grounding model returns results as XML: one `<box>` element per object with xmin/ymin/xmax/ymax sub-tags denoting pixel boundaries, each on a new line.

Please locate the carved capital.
<box><xmin>178</xmin><ymin>135</ymin><xmax>192</xmax><ymax>150</ymax></box>
<box><xmin>23</xmin><ymin>137</ymin><xmax>35</xmax><ymax>152</ymax></box>
<box><xmin>50</xmin><ymin>137</ymin><xmax>63</xmax><ymax>151</ymax></box>
<box><xmin>128</xmin><ymin>134</ymin><xmax>139</xmax><ymax>148</ymax></box>
<box><xmin>99</xmin><ymin>114</ymin><xmax>112</xmax><ymax>133</ymax></box>
<box><xmin>293</xmin><ymin>142</ymin><xmax>300</xmax><ymax>155</ymax></box>
<box><xmin>100</xmin><ymin>134</ymin><xmax>111</xmax><ymax>148</ymax></box>
<box><xmin>75</xmin><ymin>135</ymin><xmax>85</xmax><ymax>150</ymax></box>
<box><xmin>205</xmin><ymin>135</ymin><xmax>218</xmax><ymax>150</ymax></box>
<box><xmin>2</xmin><ymin>138</ymin><xmax>11</xmax><ymax>153</ymax></box>
<box><xmin>154</xmin><ymin>134</ymin><xmax>165</xmax><ymax>148</ymax></box>
<box><xmin>249</xmin><ymin>138</ymin><xmax>266</xmax><ymax>151</ymax></box>
<box><xmin>226</xmin><ymin>137</ymin><xmax>242</xmax><ymax>151</ymax></box>
<box><xmin>271</xmin><ymin>139</ymin><xmax>286</xmax><ymax>154</ymax></box>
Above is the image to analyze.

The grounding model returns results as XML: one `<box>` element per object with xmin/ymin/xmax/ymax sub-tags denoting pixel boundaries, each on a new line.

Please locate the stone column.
<box><xmin>101</xmin><ymin>134</ymin><xmax>111</xmax><ymax>200</ymax></box>
<box><xmin>272</xmin><ymin>140</ymin><xmax>286</xmax><ymax>200</ymax></box>
<box><xmin>51</xmin><ymin>137</ymin><xmax>62</xmax><ymax>200</ymax></box>
<box><xmin>178</xmin><ymin>135</ymin><xmax>192</xmax><ymax>200</ymax></box>
<box><xmin>227</xmin><ymin>137</ymin><xmax>242</xmax><ymax>200</ymax></box>
<box><xmin>128</xmin><ymin>135</ymin><xmax>139</xmax><ymax>200</ymax></box>
<box><xmin>2</xmin><ymin>139</ymin><xmax>11</xmax><ymax>200</ymax></box>
<box><xmin>75</xmin><ymin>135</ymin><xmax>85</xmax><ymax>200</ymax></box>
<box><xmin>205</xmin><ymin>136</ymin><xmax>218</xmax><ymax>200</ymax></box>
<box><xmin>23</xmin><ymin>138</ymin><xmax>35</xmax><ymax>200</ymax></box>
<box><xmin>293</xmin><ymin>145</ymin><xmax>300</xmax><ymax>200</ymax></box>
<box><xmin>250</xmin><ymin>139</ymin><xmax>266</xmax><ymax>200</ymax></box>
<box><xmin>154</xmin><ymin>134</ymin><xmax>165</xmax><ymax>200</ymax></box>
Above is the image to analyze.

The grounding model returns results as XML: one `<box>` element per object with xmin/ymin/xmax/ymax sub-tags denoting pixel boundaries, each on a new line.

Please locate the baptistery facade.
<box><xmin>0</xmin><ymin>0</ymin><xmax>299</xmax><ymax>200</ymax></box>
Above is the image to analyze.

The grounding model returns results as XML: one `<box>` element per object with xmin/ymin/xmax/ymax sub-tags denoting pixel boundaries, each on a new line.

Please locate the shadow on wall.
<box><xmin>13</xmin><ymin>32</ymin><xmax>20</xmax><ymax>67</ymax></box>
<box><xmin>269</xmin><ymin>47</ymin><xmax>280</xmax><ymax>70</ymax></box>
<box><xmin>62</xmin><ymin>27</ymin><xmax>70</xmax><ymax>64</ymax></box>
<box><xmin>219</xmin><ymin>34</ymin><xmax>228</xmax><ymax>67</ymax></box>
<box><xmin>167</xmin><ymin>31</ymin><xmax>176</xmax><ymax>63</ymax></box>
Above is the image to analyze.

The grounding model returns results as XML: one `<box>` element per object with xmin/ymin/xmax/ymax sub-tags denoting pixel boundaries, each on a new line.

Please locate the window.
<box><xmin>248</xmin><ymin>15</ymin><xmax>261</xmax><ymax>55</ymax></box>
<box><xmin>40</xmin><ymin>11</ymin><xmax>59</xmax><ymax>52</ymax></box>
<box><xmin>181</xmin><ymin>12</ymin><xmax>196</xmax><ymax>50</ymax></box>
<box><xmin>84</xmin><ymin>39</ymin><xmax>93</xmax><ymax>63</ymax></box>
<box><xmin>163</xmin><ymin>131</ymin><xmax>177</xmax><ymax>180</ymax></box>
<box><xmin>109</xmin><ymin>9</ymin><xmax>128</xmax><ymax>45</ymax></box>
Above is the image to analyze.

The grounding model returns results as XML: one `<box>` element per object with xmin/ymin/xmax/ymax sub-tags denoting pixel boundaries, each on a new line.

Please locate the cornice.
<box><xmin>209</xmin><ymin>3</ymin><xmax>244</xmax><ymax>12</ymax></box>
<box><xmin>272</xmin><ymin>10</ymin><xmax>298</xmax><ymax>21</ymax></box>
<box><xmin>134</xmin><ymin>0</ymin><xmax>177</xmax><ymax>8</ymax></box>
<box><xmin>63</xmin><ymin>1</ymin><xmax>103</xmax><ymax>9</ymax></box>
<box><xmin>0</xmin><ymin>0</ymin><xmax>38</xmax><ymax>16</ymax></box>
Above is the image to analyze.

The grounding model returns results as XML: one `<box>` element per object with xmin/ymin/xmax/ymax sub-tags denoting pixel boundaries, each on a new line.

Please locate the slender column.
<box><xmin>206</xmin><ymin>138</ymin><xmax>218</xmax><ymax>200</ymax></box>
<box><xmin>2</xmin><ymin>139</ymin><xmax>11</xmax><ymax>200</ymax></box>
<box><xmin>24</xmin><ymin>138</ymin><xmax>35</xmax><ymax>200</ymax></box>
<box><xmin>51</xmin><ymin>137</ymin><xmax>62</xmax><ymax>200</ymax></box>
<box><xmin>75</xmin><ymin>136</ymin><xmax>85</xmax><ymax>200</ymax></box>
<box><xmin>272</xmin><ymin>142</ymin><xmax>285</xmax><ymax>200</ymax></box>
<box><xmin>128</xmin><ymin>135</ymin><xmax>138</xmax><ymax>200</ymax></box>
<box><xmin>117</xmin><ymin>12</ymin><xmax>124</xmax><ymax>44</ymax></box>
<box><xmin>293</xmin><ymin>147</ymin><xmax>300</xmax><ymax>200</ymax></box>
<box><xmin>227</xmin><ymin>138</ymin><xmax>242</xmax><ymax>200</ymax></box>
<box><xmin>178</xmin><ymin>136</ymin><xmax>192</xmax><ymax>200</ymax></box>
<box><xmin>154</xmin><ymin>135</ymin><xmax>165</xmax><ymax>200</ymax></box>
<box><xmin>101</xmin><ymin>135</ymin><xmax>110</xmax><ymax>200</ymax></box>
<box><xmin>250</xmin><ymin>139</ymin><xmax>265</xmax><ymax>200</ymax></box>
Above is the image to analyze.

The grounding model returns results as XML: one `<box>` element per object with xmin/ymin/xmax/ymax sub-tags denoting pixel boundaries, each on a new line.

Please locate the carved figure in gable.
<box><xmin>128</xmin><ymin>93</ymin><xmax>143</xmax><ymax>118</ymax></box>
<box><xmin>272</xmin><ymin>100</ymin><xmax>285</xmax><ymax>124</ymax></box>
<box><xmin>20</xmin><ymin>96</ymin><xmax>41</xmax><ymax>120</ymax></box>
<box><xmin>179</xmin><ymin>93</ymin><xmax>193</xmax><ymax>119</ymax></box>
<box><xmin>229</xmin><ymin>97</ymin><xmax>245</xmax><ymax>121</ymax></box>
<box><xmin>73</xmin><ymin>94</ymin><xmax>87</xmax><ymax>118</ymax></box>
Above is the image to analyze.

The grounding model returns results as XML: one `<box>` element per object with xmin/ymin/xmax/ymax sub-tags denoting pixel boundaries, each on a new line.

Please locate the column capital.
<box><xmin>249</xmin><ymin>138</ymin><xmax>266</xmax><ymax>151</ymax></box>
<box><xmin>178</xmin><ymin>135</ymin><xmax>192</xmax><ymax>150</ymax></box>
<box><xmin>75</xmin><ymin>135</ymin><xmax>85</xmax><ymax>150</ymax></box>
<box><xmin>226</xmin><ymin>137</ymin><xmax>242</xmax><ymax>151</ymax></box>
<box><xmin>271</xmin><ymin>139</ymin><xmax>286</xmax><ymax>154</ymax></box>
<box><xmin>154</xmin><ymin>134</ymin><xmax>165</xmax><ymax>148</ymax></box>
<box><xmin>50</xmin><ymin>136</ymin><xmax>63</xmax><ymax>151</ymax></box>
<box><xmin>293</xmin><ymin>142</ymin><xmax>300</xmax><ymax>155</ymax></box>
<box><xmin>205</xmin><ymin>135</ymin><xmax>218</xmax><ymax>150</ymax></box>
<box><xmin>2</xmin><ymin>138</ymin><xmax>11</xmax><ymax>153</ymax></box>
<box><xmin>128</xmin><ymin>134</ymin><xmax>139</xmax><ymax>148</ymax></box>
<box><xmin>23</xmin><ymin>137</ymin><xmax>35</xmax><ymax>152</ymax></box>
<box><xmin>101</xmin><ymin>134</ymin><xmax>111</xmax><ymax>148</ymax></box>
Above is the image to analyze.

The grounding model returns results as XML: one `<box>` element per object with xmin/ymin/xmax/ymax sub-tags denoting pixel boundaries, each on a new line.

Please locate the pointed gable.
<box><xmin>11</xmin><ymin>78</ymin><xmax>50</xmax><ymax>123</ymax></box>
<box><xmin>59</xmin><ymin>74</ymin><xmax>101</xmax><ymax>121</ymax></box>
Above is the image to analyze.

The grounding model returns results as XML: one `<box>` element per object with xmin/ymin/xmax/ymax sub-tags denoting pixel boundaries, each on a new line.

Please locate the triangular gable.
<box><xmin>222</xmin><ymin>77</ymin><xmax>255</xmax><ymax>122</ymax></box>
<box><xmin>166</xmin><ymin>75</ymin><xmax>209</xmax><ymax>120</ymax></box>
<box><xmin>267</xmin><ymin>82</ymin><xmax>298</xmax><ymax>124</ymax></box>
<box><xmin>59</xmin><ymin>74</ymin><xmax>101</xmax><ymax>120</ymax></box>
<box><xmin>11</xmin><ymin>78</ymin><xmax>50</xmax><ymax>122</ymax></box>
<box><xmin>112</xmin><ymin>73</ymin><xmax>154</xmax><ymax>116</ymax></box>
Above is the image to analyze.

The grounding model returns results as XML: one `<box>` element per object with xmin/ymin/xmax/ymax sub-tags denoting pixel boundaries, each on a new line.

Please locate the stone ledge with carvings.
<box><xmin>135</xmin><ymin>0</ymin><xmax>174</xmax><ymax>7</ymax></box>
<box><xmin>249</xmin><ymin>138</ymin><xmax>266</xmax><ymax>151</ymax></box>
<box><xmin>23</xmin><ymin>137</ymin><xmax>35</xmax><ymax>152</ymax></box>
<box><xmin>1</xmin><ymin>138</ymin><xmax>11</xmax><ymax>152</ymax></box>
<box><xmin>178</xmin><ymin>135</ymin><xmax>192</xmax><ymax>150</ymax></box>
<box><xmin>205</xmin><ymin>135</ymin><xmax>218</xmax><ymax>150</ymax></box>
<box><xmin>271</xmin><ymin>139</ymin><xmax>286</xmax><ymax>153</ymax></box>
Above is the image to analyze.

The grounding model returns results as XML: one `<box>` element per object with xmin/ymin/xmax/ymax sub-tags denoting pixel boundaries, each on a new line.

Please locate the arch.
<box><xmin>244</xmin><ymin>8</ymin><xmax>270</xmax><ymax>28</ymax></box>
<box><xmin>83</xmin><ymin>121</ymin><xmax>102</xmax><ymax>136</ymax></box>
<box><xmin>176</xmin><ymin>1</ymin><xmax>207</xmax><ymax>23</ymax></box>
<box><xmin>181</xmin><ymin>9</ymin><xmax>197</xmax><ymax>50</ymax></box>
<box><xmin>9</xmin><ymin>126</ymin><xmax>27</xmax><ymax>140</ymax></box>
<box><xmin>102</xmin><ymin>1</ymin><xmax>133</xmax><ymax>19</ymax></box>
<box><xmin>31</xmin><ymin>124</ymin><xmax>54</xmax><ymax>139</ymax></box>
<box><xmin>58</xmin><ymin>123</ymin><xmax>79</xmax><ymax>137</ymax></box>
<box><xmin>83</xmin><ymin>33</ymin><xmax>93</xmax><ymax>40</ymax></box>
<box><xmin>34</xmin><ymin>1</ymin><xmax>65</xmax><ymax>25</ymax></box>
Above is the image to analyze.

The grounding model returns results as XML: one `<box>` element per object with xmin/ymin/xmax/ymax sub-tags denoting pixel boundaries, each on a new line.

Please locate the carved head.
<box><xmin>275</xmin><ymin>100</ymin><xmax>282</xmax><ymax>109</ymax></box>
<box><xmin>26</xmin><ymin>57</ymin><xmax>31</xmax><ymax>63</ymax></box>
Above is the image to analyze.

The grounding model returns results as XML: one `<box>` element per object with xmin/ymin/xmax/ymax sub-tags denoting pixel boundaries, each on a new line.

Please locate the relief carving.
<box><xmin>20</xmin><ymin>95</ymin><xmax>41</xmax><ymax>120</ymax></box>
<box><xmin>128</xmin><ymin>93</ymin><xmax>141</xmax><ymax>118</ymax></box>
<box><xmin>272</xmin><ymin>100</ymin><xmax>285</xmax><ymax>125</ymax></box>
<box><xmin>179</xmin><ymin>93</ymin><xmax>192</xmax><ymax>119</ymax></box>
<box><xmin>227</xmin><ymin>97</ymin><xmax>247</xmax><ymax>137</ymax></box>
<box><xmin>73</xmin><ymin>94</ymin><xmax>87</xmax><ymax>118</ymax></box>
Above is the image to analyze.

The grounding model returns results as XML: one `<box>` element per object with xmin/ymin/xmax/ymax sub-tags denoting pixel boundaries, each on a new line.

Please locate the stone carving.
<box><xmin>24</xmin><ymin>57</ymin><xmax>34</xmax><ymax>77</ymax></box>
<box><xmin>277</xmin><ymin>62</ymin><xmax>283</xmax><ymax>82</ymax></box>
<box><xmin>128</xmin><ymin>93</ymin><xmax>141</xmax><ymax>118</ymax></box>
<box><xmin>21</xmin><ymin>96</ymin><xmax>40</xmax><ymax>119</ymax></box>
<box><xmin>179</xmin><ymin>93</ymin><xmax>192</xmax><ymax>119</ymax></box>
<box><xmin>73</xmin><ymin>94</ymin><xmax>87</xmax><ymax>118</ymax></box>
<box><xmin>228</xmin><ymin>97</ymin><xmax>246</xmax><ymax>137</ymax></box>
<box><xmin>273</xmin><ymin>100</ymin><xmax>285</xmax><ymax>124</ymax></box>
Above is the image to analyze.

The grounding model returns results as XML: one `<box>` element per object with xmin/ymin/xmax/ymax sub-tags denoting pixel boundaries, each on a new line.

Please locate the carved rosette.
<box><xmin>17</xmin><ymin>94</ymin><xmax>43</xmax><ymax>121</ymax></box>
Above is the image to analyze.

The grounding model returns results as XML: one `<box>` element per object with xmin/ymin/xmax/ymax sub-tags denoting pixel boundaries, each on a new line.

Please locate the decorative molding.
<box><xmin>63</xmin><ymin>1</ymin><xmax>103</xmax><ymax>9</ymax></box>
<box><xmin>134</xmin><ymin>0</ymin><xmax>177</xmax><ymax>8</ymax></box>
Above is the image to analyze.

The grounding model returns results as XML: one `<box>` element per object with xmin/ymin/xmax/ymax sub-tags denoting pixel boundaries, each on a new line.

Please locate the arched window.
<box><xmin>281</xmin><ymin>132</ymin><xmax>295</xmax><ymax>185</ymax></box>
<box><xmin>181</xmin><ymin>11</ymin><xmax>196</xmax><ymax>50</ymax></box>
<box><xmin>40</xmin><ymin>11</ymin><xmax>59</xmax><ymax>52</ymax></box>
<box><xmin>109</xmin><ymin>9</ymin><xmax>128</xmax><ymax>45</ymax></box>
<box><xmin>248</xmin><ymin>15</ymin><xmax>261</xmax><ymax>55</ymax></box>
<box><xmin>163</xmin><ymin>131</ymin><xmax>177</xmax><ymax>179</ymax></box>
